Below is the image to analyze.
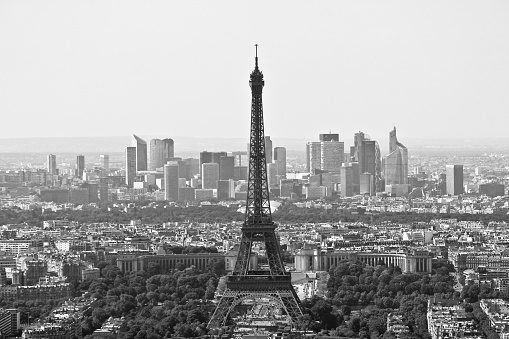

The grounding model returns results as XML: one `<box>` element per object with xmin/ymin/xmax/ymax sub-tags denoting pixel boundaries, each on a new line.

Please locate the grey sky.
<box><xmin>1</xmin><ymin>1</ymin><xmax>508</xmax><ymax>142</ymax></box>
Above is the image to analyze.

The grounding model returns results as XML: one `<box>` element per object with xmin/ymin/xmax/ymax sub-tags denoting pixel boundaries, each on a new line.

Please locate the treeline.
<box><xmin>296</xmin><ymin>260</ymin><xmax>456</xmax><ymax>338</ymax></box>
<box><xmin>2</xmin><ymin>202</ymin><xmax>509</xmax><ymax>226</ymax></box>
<box><xmin>80</xmin><ymin>258</ymin><xmax>225</xmax><ymax>338</ymax></box>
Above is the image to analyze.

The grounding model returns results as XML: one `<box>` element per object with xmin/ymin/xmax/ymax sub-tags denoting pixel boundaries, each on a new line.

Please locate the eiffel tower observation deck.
<box><xmin>208</xmin><ymin>46</ymin><xmax>303</xmax><ymax>330</ymax></box>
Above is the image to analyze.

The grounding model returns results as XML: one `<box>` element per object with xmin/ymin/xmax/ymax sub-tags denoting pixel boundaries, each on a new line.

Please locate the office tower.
<box><xmin>100</xmin><ymin>155</ymin><xmax>110</xmax><ymax>176</ymax></box>
<box><xmin>76</xmin><ymin>155</ymin><xmax>85</xmax><ymax>179</ymax></box>
<box><xmin>99</xmin><ymin>178</ymin><xmax>109</xmax><ymax>203</ymax></box>
<box><xmin>351</xmin><ymin>162</ymin><xmax>360</xmax><ymax>194</ymax></box>
<box><xmin>217</xmin><ymin>179</ymin><xmax>235</xmax><ymax>200</ymax></box>
<box><xmin>340</xmin><ymin>165</ymin><xmax>353</xmax><ymax>197</ymax></box>
<box><xmin>47</xmin><ymin>154</ymin><xmax>57</xmax><ymax>175</ymax></box>
<box><xmin>265</xmin><ymin>136</ymin><xmax>273</xmax><ymax>164</ymax></box>
<box><xmin>219</xmin><ymin>156</ymin><xmax>235</xmax><ymax>180</ymax></box>
<box><xmin>351</xmin><ymin>132</ymin><xmax>382</xmax><ymax>194</ymax></box>
<box><xmin>319</xmin><ymin>133</ymin><xmax>339</xmax><ymax>142</ymax></box>
<box><xmin>384</xmin><ymin>127</ymin><xmax>408</xmax><ymax>185</ymax></box>
<box><xmin>149</xmin><ymin>138</ymin><xmax>174</xmax><ymax>171</ymax></box>
<box><xmin>202</xmin><ymin>163</ymin><xmax>219</xmax><ymax>189</ymax></box>
<box><xmin>185</xmin><ymin>158</ymin><xmax>200</xmax><ymax>178</ymax></box>
<box><xmin>446</xmin><ymin>165</ymin><xmax>464</xmax><ymax>195</ymax></box>
<box><xmin>273</xmin><ymin>147</ymin><xmax>287</xmax><ymax>179</ymax></box>
<box><xmin>199</xmin><ymin>151</ymin><xmax>227</xmax><ymax>175</ymax></box>
<box><xmin>306</xmin><ymin>134</ymin><xmax>344</xmax><ymax>174</ymax></box>
<box><xmin>360</xmin><ymin>173</ymin><xmax>373</xmax><ymax>195</ymax></box>
<box><xmin>306</xmin><ymin>142</ymin><xmax>321</xmax><ymax>173</ymax></box>
<box><xmin>178</xmin><ymin>187</ymin><xmax>196</xmax><ymax>202</ymax></box>
<box><xmin>164</xmin><ymin>163</ymin><xmax>179</xmax><ymax>201</ymax></box>
<box><xmin>176</xmin><ymin>160</ymin><xmax>188</xmax><ymax>179</ymax></box>
<box><xmin>321</xmin><ymin>140</ymin><xmax>344</xmax><ymax>173</ymax></box>
<box><xmin>234</xmin><ymin>166</ymin><xmax>248</xmax><ymax>181</ymax></box>
<box><xmin>125</xmin><ymin>147</ymin><xmax>137</xmax><ymax>187</ymax></box>
<box><xmin>132</xmin><ymin>134</ymin><xmax>148</xmax><ymax>171</ymax></box>
<box><xmin>267</xmin><ymin>162</ymin><xmax>278</xmax><ymax>187</ymax></box>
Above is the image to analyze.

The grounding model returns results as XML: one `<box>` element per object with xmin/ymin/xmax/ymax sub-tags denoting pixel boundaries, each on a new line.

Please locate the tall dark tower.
<box><xmin>208</xmin><ymin>46</ymin><xmax>303</xmax><ymax>329</ymax></box>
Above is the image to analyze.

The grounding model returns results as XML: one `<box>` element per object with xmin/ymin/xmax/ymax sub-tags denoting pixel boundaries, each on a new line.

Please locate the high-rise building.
<box><xmin>273</xmin><ymin>147</ymin><xmax>287</xmax><ymax>179</ymax></box>
<box><xmin>360</xmin><ymin>173</ymin><xmax>373</xmax><ymax>195</ymax></box>
<box><xmin>267</xmin><ymin>163</ymin><xmax>278</xmax><ymax>187</ymax></box>
<box><xmin>319</xmin><ymin>133</ymin><xmax>339</xmax><ymax>142</ymax></box>
<box><xmin>217</xmin><ymin>179</ymin><xmax>235</xmax><ymax>200</ymax></box>
<box><xmin>306</xmin><ymin>133</ymin><xmax>344</xmax><ymax>174</ymax></box>
<box><xmin>132</xmin><ymin>134</ymin><xmax>148</xmax><ymax>171</ymax></box>
<box><xmin>199</xmin><ymin>151</ymin><xmax>227</xmax><ymax>175</ymax></box>
<box><xmin>446</xmin><ymin>165</ymin><xmax>464</xmax><ymax>195</ymax></box>
<box><xmin>125</xmin><ymin>147</ymin><xmax>137</xmax><ymax>187</ymax></box>
<box><xmin>351</xmin><ymin>131</ymin><xmax>382</xmax><ymax>194</ymax></box>
<box><xmin>202</xmin><ymin>163</ymin><xmax>219</xmax><ymax>189</ymax></box>
<box><xmin>76</xmin><ymin>155</ymin><xmax>85</xmax><ymax>179</ymax></box>
<box><xmin>306</xmin><ymin>142</ymin><xmax>321</xmax><ymax>174</ymax></box>
<box><xmin>340</xmin><ymin>164</ymin><xmax>353</xmax><ymax>197</ymax></box>
<box><xmin>164</xmin><ymin>163</ymin><xmax>179</xmax><ymax>201</ymax></box>
<box><xmin>384</xmin><ymin>127</ymin><xmax>408</xmax><ymax>185</ymax></box>
<box><xmin>265</xmin><ymin>136</ymin><xmax>273</xmax><ymax>164</ymax></box>
<box><xmin>100</xmin><ymin>154</ymin><xmax>110</xmax><ymax>176</ymax></box>
<box><xmin>149</xmin><ymin>138</ymin><xmax>174</xmax><ymax>171</ymax></box>
<box><xmin>321</xmin><ymin>140</ymin><xmax>344</xmax><ymax>173</ymax></box>
<box><xmin>219</xmin><ymin>156</ymin><xmax>235</xmax><ymax>180</ymax></box>
<box><xmin>47</xmin><ymin>154</ymin><xmax>57</xmax><ymax>175</ymax></box>
<box><xmin>184</xmin><ymin>158</ymin><xmax>200</xmax><ymax>178</ymax></box>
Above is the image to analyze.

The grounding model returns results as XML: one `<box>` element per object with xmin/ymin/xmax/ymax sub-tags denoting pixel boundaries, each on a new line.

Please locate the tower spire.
<box><xmin>255</xmin><ymin>44</ymin><xmax>258</xmax><ymax>69</ymax></box>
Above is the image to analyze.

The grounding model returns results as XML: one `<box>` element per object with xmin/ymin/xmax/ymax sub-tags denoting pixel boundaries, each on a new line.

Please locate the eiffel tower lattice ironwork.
<box><xmin>208</xmin><ymin>46</ymin><xmax>303</xmax><ymax>329</ymax></box>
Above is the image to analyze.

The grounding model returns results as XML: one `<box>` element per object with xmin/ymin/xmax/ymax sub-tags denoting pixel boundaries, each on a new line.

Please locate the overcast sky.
<box><xmin>1</xmin><ymin>1</ymin><xmax>508</xmax><ymax>143</ymax></box>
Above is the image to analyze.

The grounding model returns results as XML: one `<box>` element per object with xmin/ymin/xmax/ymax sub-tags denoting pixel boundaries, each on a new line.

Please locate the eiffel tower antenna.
<box><xmin>208</xmin><ymin>46</ymin><xmax>303</xmax><ymax>330</ymax></box>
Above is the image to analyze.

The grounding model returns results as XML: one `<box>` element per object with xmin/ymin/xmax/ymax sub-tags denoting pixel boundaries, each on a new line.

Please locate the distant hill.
<box><xmin>1</xmin><ymin>136</ymin><xmax>509</xmax><ymax>157</ymax></box>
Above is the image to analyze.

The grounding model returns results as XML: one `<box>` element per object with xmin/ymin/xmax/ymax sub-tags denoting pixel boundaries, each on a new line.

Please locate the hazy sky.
<box><xmin>1</xmin><ymin>1</ymin><xmax>508</xmax><ymax>142</ymax></box>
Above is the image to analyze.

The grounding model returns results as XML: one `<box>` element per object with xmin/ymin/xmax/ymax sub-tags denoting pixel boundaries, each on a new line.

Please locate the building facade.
<box><xmin>125</xmin><ymin>147</ymin><xmax>137</xmax><ymax>187</ymax></box>
<box><xmin>384</xmin><ymin>127</ymin><xmax>408</xmax><ymax>186</ymax></box>
<box><xmin>132</xmin><ymin>134</ymin><xmax>148</xmax><ymax>171</ymax></box>
<box><xmin>446</xmin><ymin>165</ymin><xmax>464</xmax><ymax>195</ymax></box>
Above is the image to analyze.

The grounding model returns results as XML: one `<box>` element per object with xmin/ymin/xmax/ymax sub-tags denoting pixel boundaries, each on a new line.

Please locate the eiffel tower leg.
<box><xmin>208</xmin><ymin>289</ymin><xmax>239</xmax><ymax>329</ymax></box>
<box><xmin>278</xmin><ymin>288</ymin><xmax>303</xmax><ymax>325</ymax></box>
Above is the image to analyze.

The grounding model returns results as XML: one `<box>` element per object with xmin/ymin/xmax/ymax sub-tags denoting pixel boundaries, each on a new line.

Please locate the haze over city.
<box><xmin>1</xmin><ymin>1</ymin><xmax>508</xmax><ymax>141</ymax></box>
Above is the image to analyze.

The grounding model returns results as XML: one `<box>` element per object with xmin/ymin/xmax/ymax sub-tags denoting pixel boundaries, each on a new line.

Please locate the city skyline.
<box><xmin>1</xmin><ymin>1</ymin><xmax>508</xmax><ymax>140</ymax></box>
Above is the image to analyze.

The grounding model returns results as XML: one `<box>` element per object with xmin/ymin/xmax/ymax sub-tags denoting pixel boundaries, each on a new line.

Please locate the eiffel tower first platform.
<box><xmin>208</xmin><ymin>46</ymin><xmax>303</xmax><ymax>329</ymax></box>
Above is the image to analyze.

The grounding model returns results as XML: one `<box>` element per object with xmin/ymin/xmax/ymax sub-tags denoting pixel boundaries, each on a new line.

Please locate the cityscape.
<box><xmin>0</xmin><ymin>52</ymin><xmax>509</xmax><ymax>338</ymax></box>
<box><xmin>1</xmin><ymin>1</ymin><xmax>509</xmax><ymax>339</ymax></box>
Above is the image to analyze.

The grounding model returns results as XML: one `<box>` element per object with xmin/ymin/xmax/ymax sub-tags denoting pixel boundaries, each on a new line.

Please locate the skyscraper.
<box><xmin>273</xmin><ymin>147</ymin><xmax>287</xmax><ymax>179</ymax></box>
<box><xmin>306</xmin><ymin>142</ymin><xmax>321</xmax><ymax>174</ymax></box>
<box><xmin>199</xmin><ymin>151</ymin><xmax>227</xmax><ymax>175</ymax></box>
<box><xmin>100</xmin><ymin>154</ymin><xmax>109</xmax><ymax>176</ymax></box>
<box><xmin>164</xmin><ymin>163</ymin><xmax>179</xmax><ymax>201</ymax></box>
<box><xmin>125</xmin><ymin>147</ymin><xmax>136</xmax><ymax>187</ymax></box>
<box><xmin>47</xmin><ymin>154</ymin><xmax>57</xmax><ymax>175</ymax></box>
<box><xmin>340</xmin><ymin>164</ymin><xmax>353</xmax><ymax>197</ymax></box>
<box><xmin>149</xmin><ymin>138</ymin><xmax>174</xmax><ymax>171</ymax></box>
<box><xmin>76</xmin><ymin>155</ymin><xmax>85</xmax><ymax>179</ymax></box>
<box><xmin>265</xmin><ymin>136</ymin><xmax>273</xmax><ymax>164</ymax></box>
<box><xmin>202</xmin><ymin>163</ymin><xmax>219</xmax><ymax>189</ymax></box>
<box><xmin>351</xmin><ymin>131</ymin><xmax>382</xmax><ymax>194</ymax></box>
<box><xmin>219</xmin><ymin>156</ymin><xmax>235</xmax><ymax>180</ymax></box>
<box><xmin>132</xmin><ymin>134</ymin><xmax>148</xmax><ymax>171</ymax></box>
<box><xmin>446</xmin><ymin>165</ymin><xmax>464</xmax><ymax>195</ymax></box>
<box><xmin>306</xmin><ymin>133</ymin><xmax>344</xmax><ymax>174</ymax></box>
<box><xmin>384</xmin><ymin>127</ymin><xmax>408</xmax><ymax>185</ymax></box>
<box><xmin>267</xmin><ymin>162</ymin><xmax>278</xmax><ymax>187</ymax></box>
<box><xmin>217</xmin><ymin>179</ymin><xmax>235</xmax><ymax>200</ymax></box>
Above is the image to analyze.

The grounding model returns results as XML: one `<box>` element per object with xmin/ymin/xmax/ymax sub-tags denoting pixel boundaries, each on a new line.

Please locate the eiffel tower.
<box><xmin>208</xmin><ymin>46</ymin><xmax>303</xmax><ymax>329</ymax></box>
